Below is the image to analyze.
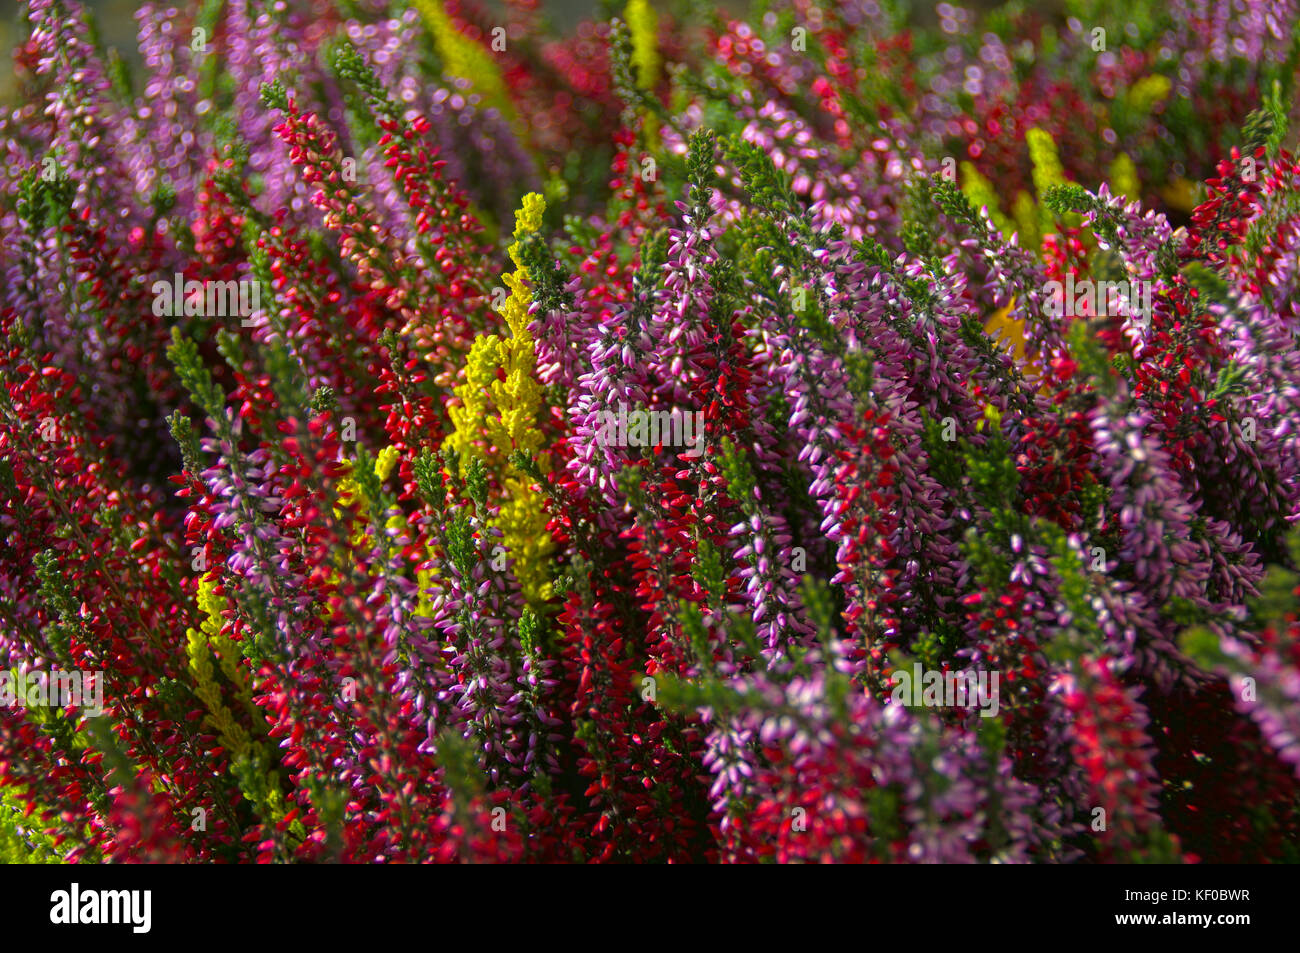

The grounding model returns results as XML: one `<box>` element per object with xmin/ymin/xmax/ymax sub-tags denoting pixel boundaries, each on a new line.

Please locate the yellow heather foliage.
<box><xmin>1026</xmin><ymin>127</ymin><xmax>1065</xmax><ymax>195</ymax></box>
<box><xmin>984</xmin><ymin>298</ymin><xmax>1027</xmax><ymax>364</ymax></box>
<box><xmin>186</xmin><ymin>575</ymin><xmax>257</xmax><ymax>759</ymax></box>
<box><xmin>446</xmin><ymin>193</ymin><xmax>546</xmax><ymax>470</ymax></box>
<box><xmin>1108</xmin><ymin>153</ymin><xmax>1140</xmax><ymax>205</ymax></box>
<box><xmin>963</xmin><ymin>129</ymin><xmax>1086</xmax><ymax>257</ymax></box>
<box><xmin>446</xmin><ymin>336</ymin><xmax>503</xmax><ymax>465</ymax></box>
<box><xmin>625</xmin><ymin>0</ymin><xmax>661</xmax><ymax>149</ymax></box>
<box><xmin>416</xmin><ymin>559</ymin><xmax>438</xmax><ymax>618</ymax></box>
<box><xmin>374</xmin><ymin>445</ymin><xmax>400</xmax><ymax>483</ymax></box>
<box><xmin>496</xmin><ymin>475</ymin><xmax>553</xmax><ymax>604</ymax></box>
<box><xmin>1026</xmin><ymin>126</ymin><xmax>1066</xmax><ymax>238</ymax></box>
<box><xmin>186</xmin><ymin>626</ymin><xmax>252</xmax><ymax>758</ymax></box>
<box><xmin>1128</xmin><ymin>75</ymin><xmax>1172</xmax><ymax>116</ymax></box>
<box><xmin>322</xmin><ymin>448</ymin><xmax>439</xmax><ymax>636</ymax></box>
<box><xmin>626</xmin><ymin>0</ymin><xmax>660</xmax><ymax>90</ymax></box>
<box><xmin>413</xmin><ymin>0</ymin><xmax>519</xmax><ymax>132</ymax></box>
<box><xmin>334</xmin><ymin>445</ymin><xmax>402</xmax><ymax>547</ymax></box>
<box><xmin>984</xmin><ymin>298</ymin><xmax>1049</xmax><ymax>392</ymax></box>
<box><xmin>1161</xmin><ymin>176</ymin><xmax>1201</xmax><ymax>214</ymax></box>
<box><xmin>1012</xmin><ymin>190</ymin><xmax>1040</xmax><ymax>252</ymax></box>
<box><xmin>195</xmin><ymin>574</ymin><xmax>257</xmax><ymax>721</ymax></box>
<box><xmin>512</xmin><ymin>191</ymin><xmax>547</xmax><ymax>243</ymax></box>
<box><xmin>183</xmin><ymin>601</ymin><xmax>285</xmax><ymax>825</ymax></box>
<box><xmin>444</xmin><ymin>193</ymin><xmax>554</xmax><ymax>605</ymax></box>
<box><xmin>959</xmin><ymin>161</ymin><xmax>1016</xmax><ymax>239</ymax></box>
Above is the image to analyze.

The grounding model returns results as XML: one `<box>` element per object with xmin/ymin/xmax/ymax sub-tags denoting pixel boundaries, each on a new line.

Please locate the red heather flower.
<box><xmin>1057</xmin><ymin>657</ymin><xmax>1164</xmax><ymax>857</ymax></box>
<box><xmin>829</xmin><ymin>405</ymin><xmax>901</xmax><ymax>682</ymax></box>
<box><xmin>1015</xmin><ymin>373</ymin><xmax>1097</xmax><ymax>532</ymax></box>
<box><xmin>1184</xmin><ymin>146</ymin><xmax>1267</xmax><ymax>266</ymax></box>
<box><xmin>556</xmin><ymin>586</ymin><xmax>714</xmax><ymax>862</ymax></box>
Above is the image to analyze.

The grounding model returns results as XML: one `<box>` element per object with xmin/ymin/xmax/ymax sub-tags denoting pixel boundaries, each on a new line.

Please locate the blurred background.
<box><xmin>3</xmin><ymin>0</ymin><xmax>134</xmax><ymax>101</ymax></box>
<box><xmin>2</xmin><ymin>1</ymin><xmax>1010</xmax><ymax>103</ymax></box>
<box><xmin>1</xmin><ymin>1</ymin><xmax>593</xmax><ymax>101</ymax></box>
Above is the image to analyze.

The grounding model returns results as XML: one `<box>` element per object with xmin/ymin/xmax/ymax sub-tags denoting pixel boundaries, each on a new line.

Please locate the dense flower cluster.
<box><xmin>1</xmin><ymin>0</ymin><xmax>1299</xmax><ymax>863</ymax></box>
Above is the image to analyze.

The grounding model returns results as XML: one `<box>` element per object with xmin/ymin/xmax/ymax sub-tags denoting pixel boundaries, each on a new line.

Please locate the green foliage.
<box><xmin>725</xmin><ymin>134</ymin><xmax>798</xmax><ymax>216</ymax></box>
<box><xmin>412</xmin><ymin>446</ymin><xmax>445</xmax><ymax>508</ymax></box>
<box><xmin>258</xmin><ymin>79</ymin><xmax>290</xmax><ymax>113</ymax></box>
<box><xmin>329</xmin><ymin>39</ymin><xmax>401</xmax><ymax>124</ymax></box>
<box><xmin>444</xmin><ymin>510</ymin><xmax>477</xmax><ymax>578</ymax></box>
<box><xmin>0</xmin><ymin>786</ymin><xmax>63</xmax><ymax>864</ymax></box>
<box><xmin>16</xmin><ymin>165</ymin><xmax>74</xmax><ymax>231</ymax></box>
<box><xmin>1043</xmin><ymin>183</ymin><xmax>1122</xmax><ymax>248</ymax></box>
<box><xmin>686</xmin><ymin>128</ymin><xmax>720</xmax><ymax>221</ymax></box>
<box><xmin>167</xmin><ymin>327</ymin><xmax>226</xmax><ymax>421</ymax></box>
<box><xmin>690</xmin><ymin>537</ymin><xmax>729</xmax><ymax>611</ymax></box>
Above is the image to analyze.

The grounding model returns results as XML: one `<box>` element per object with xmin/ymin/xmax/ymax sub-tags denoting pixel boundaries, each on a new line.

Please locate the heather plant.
<box><xmin>1</xmin><ymin>0</ymin><xmax>1299</xmax><ymax>864</ymax></box>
